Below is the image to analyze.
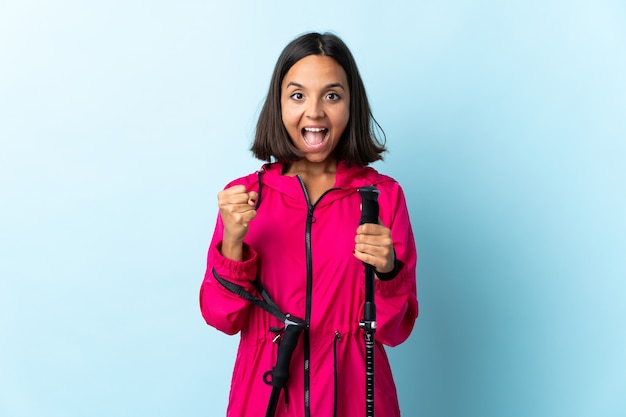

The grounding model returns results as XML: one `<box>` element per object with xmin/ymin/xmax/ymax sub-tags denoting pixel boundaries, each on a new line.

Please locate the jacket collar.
<box><xmin>258</xmin><ymin>161</ymin><xmax>391</xmax><ymax>205</ymax></box>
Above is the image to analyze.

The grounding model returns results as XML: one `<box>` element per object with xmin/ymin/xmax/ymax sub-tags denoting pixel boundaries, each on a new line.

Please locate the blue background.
<box><xmin>1</xmin><ymin>1</ymin><xmax>624</xmax><ymax>416</ymax></box>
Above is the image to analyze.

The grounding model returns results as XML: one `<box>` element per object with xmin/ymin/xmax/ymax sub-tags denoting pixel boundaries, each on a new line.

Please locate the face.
<box><xmin>281</xmin><ymin>55</ymin><xmax>350</xmax><ymax>165</ymax></box>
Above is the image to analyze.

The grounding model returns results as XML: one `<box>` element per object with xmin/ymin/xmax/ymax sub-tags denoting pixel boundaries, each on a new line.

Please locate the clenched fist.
<box><xmin>217</xmin><ymin>185</ymin><xmax>258</xmax><ymax>261</ymax></box>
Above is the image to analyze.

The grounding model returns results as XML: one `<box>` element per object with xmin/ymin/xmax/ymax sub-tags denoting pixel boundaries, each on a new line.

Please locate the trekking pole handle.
<box><xmin>358</xmin><ymin>186</ymin><xmax>380</xmax><ymax>226</ymax></box>
<box><xmin>358</xmin><ymin>186</ymin><xmax>379</xmax><ymax>321</ymax></box>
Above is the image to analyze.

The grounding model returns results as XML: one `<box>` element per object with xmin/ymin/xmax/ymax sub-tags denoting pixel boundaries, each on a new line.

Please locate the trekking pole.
<box><xmin>358</xmin><ymin>186</ymin><xmax>379</xmax><ymax>417</ymax></box>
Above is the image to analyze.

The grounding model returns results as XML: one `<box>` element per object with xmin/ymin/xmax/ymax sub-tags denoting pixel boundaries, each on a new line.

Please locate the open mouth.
<box><xmin>302</xmin><ymin>127</ymin><xmax>329</xmax><ymax>147</ymax></box>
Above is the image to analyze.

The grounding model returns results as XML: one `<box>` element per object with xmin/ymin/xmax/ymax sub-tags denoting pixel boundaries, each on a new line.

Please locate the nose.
<box><xmin>305</xmin><ymin>99</ymin><xmax>324</xmax><ymax>119</ymax></box>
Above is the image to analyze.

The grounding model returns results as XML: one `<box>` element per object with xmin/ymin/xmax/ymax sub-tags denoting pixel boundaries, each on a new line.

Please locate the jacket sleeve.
<box><xmin>373</xmin><ymin>182</ymin><xmax>419</xmax><ymax>347</ymax></box>
<box><xmin>199</xmin><ymin>211</ymin><xmax>258</xmax><ymax>336</ymax></box>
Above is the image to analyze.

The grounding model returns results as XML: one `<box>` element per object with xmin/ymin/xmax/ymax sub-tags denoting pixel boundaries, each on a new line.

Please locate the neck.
<box><xmin>284</xmin><ymin>158</ymin><xmax>338</xmax><ymax>177</ymax></box>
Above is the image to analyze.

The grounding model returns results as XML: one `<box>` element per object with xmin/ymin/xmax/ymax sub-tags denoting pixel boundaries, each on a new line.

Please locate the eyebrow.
<box><xmin>286</xmin><ymin>81</ymin><xmax>346</xmax><ymax>90</ymax></box>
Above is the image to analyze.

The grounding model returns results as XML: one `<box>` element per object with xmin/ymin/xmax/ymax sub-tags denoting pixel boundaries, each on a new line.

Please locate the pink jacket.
<box><xmin>200</xmin><ymin>161</ymin><xmax>418</xmax><ymax>417</ymax></box>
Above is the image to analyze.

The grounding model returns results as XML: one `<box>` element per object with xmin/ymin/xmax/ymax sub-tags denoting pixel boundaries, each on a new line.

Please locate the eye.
<box><xmin>290</xmin><ymin>92</ymin><xmax>304</xmax><ymax>100</ymax></box>
<box><xmin>326</xmin><ymin>92</ymin><xmax>341</xmax><ymax>101</ymax></box>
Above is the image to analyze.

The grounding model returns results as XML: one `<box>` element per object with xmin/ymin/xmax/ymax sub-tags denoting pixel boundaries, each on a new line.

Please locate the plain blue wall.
<box><xmin>1</xmin><ymin>1</ymin><xmax>624</xmax><ymax>416</ymax></box>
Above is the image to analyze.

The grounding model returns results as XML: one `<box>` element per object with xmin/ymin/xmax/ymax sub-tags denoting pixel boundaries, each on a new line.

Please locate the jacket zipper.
<box><xmin>297</xmin><ymin>176</ymin><xmax>338</xmax><ymax>417</ymax></box>
<box><xmin>333</xmin><ymin>330</ymin><xmax>342</xmax><ymax>417</ymax></box>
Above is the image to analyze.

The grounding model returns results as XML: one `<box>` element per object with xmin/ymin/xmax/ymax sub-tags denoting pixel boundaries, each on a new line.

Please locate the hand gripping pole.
<box><xmin>358</xmin><ymin>186</ymin><xmax>379</xmax><ymax>417</ymax></box>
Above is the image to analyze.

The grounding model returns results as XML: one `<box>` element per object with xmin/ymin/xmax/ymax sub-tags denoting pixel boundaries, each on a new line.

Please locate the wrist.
<box><xmin>375</xmin><ymin>250</ymin><xmax>401</xmax><ymax>281</ymax></box>
<box><xmin>219</xmin><ymin>238</ymin><xmax>244</xmax><ymax>262</ymax></box>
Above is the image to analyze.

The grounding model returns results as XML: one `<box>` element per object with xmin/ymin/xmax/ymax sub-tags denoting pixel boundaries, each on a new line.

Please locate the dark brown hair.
<box><xmin>251</xmin><ymin>32</ymin><xmax>386</xmax><ymax>167</ymax></box>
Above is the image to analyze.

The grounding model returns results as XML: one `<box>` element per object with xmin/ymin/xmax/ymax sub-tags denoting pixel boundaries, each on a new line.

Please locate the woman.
<box><xmin>200</xmin><ymin>32</ymin><xmax>418</xmax><ymax>417</ymax></box>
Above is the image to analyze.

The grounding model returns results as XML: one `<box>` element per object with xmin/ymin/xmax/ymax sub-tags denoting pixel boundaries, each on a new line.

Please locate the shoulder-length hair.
<box><xmin>251</xmin><ymin>32</ymin><xmax>386</xmax><ymax>167</ymax></box>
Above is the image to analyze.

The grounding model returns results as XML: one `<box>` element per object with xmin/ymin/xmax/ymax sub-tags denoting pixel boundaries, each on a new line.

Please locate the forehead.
<box><xmin>282</xmin><ymin>55</ymin><xmax>348</xmax><ymax>88</ymax></box>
